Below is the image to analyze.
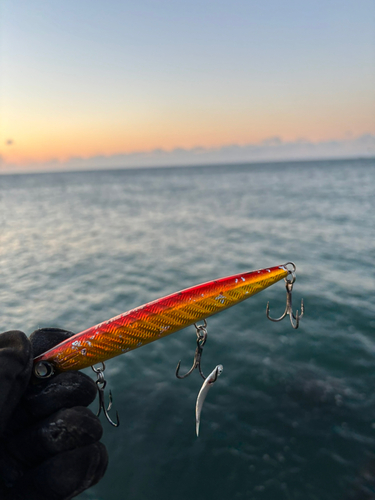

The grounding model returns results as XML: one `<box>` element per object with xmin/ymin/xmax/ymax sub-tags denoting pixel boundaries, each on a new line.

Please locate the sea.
<box><xmin>1</xmin><ymin>158</ymin><xmax>375</xmax><ymax>500</ymax></box>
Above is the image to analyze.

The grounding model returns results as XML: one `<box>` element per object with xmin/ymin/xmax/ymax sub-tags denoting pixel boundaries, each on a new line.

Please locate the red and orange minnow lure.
<box><xmin>33</xmin><ymin>263</ymin><xmax>298</xmax><ymax>378</ymax></box>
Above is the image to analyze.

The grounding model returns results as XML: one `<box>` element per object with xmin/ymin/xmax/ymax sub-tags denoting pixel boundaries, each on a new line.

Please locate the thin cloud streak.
<box><xmin>1</xmin><ymin>134</ymin><xmax>374</xmax><ymax>174</ymax></box>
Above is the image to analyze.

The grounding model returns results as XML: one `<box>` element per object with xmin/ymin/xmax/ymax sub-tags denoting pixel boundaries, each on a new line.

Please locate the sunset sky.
<box><xmin>1</xmin><ymin>0</ymin><xmax>374</xmax><ymax>171</ymax></box>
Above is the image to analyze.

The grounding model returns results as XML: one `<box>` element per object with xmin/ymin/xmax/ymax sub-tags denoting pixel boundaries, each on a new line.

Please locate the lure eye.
<box><xmin>34</xmin><ymin>361</ymin><xmax>54</xmax><ymax>379</ymax></box>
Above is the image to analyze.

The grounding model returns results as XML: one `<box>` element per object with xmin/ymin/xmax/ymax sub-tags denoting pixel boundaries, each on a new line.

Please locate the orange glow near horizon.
<box><xmin>2</xmin><ymin>97</ymin><xmax>375</xmax><ymax>165</ymax></box>
<box><xmin>3</xmin><ymin>131</ymin><xmax>374</xmax><ymax>166</ymax></box>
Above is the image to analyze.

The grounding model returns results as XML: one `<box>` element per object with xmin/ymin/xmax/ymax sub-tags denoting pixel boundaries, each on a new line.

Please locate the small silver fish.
<box><xmin>195</xmin><ymin>364</ymin><xmax>223</xmax><ymax>436</ymax></box>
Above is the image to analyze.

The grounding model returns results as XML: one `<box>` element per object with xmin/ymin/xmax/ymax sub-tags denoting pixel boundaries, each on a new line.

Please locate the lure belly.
<box><xmin>34</xmin><ymin>264</ymin><xmax>289</xmax><ymax>374</ymax></box>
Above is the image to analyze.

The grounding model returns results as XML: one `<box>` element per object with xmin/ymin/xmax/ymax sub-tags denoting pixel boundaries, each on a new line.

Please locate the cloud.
<box><xmin>1</xmin><ymin>134</ymin><xmax>375</xmax><ymax>174</ymax></box>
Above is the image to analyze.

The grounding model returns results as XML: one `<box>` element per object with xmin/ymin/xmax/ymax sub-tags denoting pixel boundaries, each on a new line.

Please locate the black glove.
<box><xmin>0</xmin><ymin>328</ymin><xmax>108</xmax><ymax>500</ymax></box>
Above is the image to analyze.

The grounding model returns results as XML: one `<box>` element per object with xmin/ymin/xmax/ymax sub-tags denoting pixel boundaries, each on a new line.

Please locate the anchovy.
<box><xmin>195</xmin><ymin>364</ymin><xmax>223</xmax><ymax>437</ymax></box>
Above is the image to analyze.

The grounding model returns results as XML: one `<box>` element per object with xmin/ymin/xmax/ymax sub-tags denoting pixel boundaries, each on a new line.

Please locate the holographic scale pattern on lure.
<box><xmin>34</xmin><ymin>265</ymin><xmax>289</xmax><ymax>373</ymax></box>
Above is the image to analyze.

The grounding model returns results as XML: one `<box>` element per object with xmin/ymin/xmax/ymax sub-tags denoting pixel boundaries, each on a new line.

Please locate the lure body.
<box><xmin>195</xmin><ymin>364</ymin><xmax>223</xmax><ymax>437</ymax></box>
<box><xmin>34</xmin><ymin>265</ymin><xmax>288</xmax><ymax>373</ymax></box>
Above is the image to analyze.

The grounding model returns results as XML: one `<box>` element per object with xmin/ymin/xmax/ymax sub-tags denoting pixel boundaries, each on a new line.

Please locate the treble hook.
<box><xmin>266</xmin><ymin>262</ymin><xmax>304</xmax><ymax>329</ymax></box>
<box><xmin>176</xmin><ymin>320</ymin><xmax>208</xmax><ymax>380</ymax></box>
<box><xmin>92</xmin><ymin>363</ymin><xmax>120</xmax><ymax>427</ymax></box>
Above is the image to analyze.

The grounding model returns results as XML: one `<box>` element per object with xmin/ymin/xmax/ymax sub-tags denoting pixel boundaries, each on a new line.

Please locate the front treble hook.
<box><xmin>92</xmin><ymin>363</ymin><xmax>120</xmax><ymax>427</ymax></box>
<box><xmin>266</xmin><ymin>262</ymin><xmax>304</xmax><ymax>329</ymax></box>
<box><xmin>176</xmin><ymin>320</ymin><xmax>208</xmax><ymax>380</ymax></box>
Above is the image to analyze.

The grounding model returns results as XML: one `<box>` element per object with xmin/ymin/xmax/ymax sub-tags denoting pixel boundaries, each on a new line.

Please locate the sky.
<box><xmin>1</xmin><ymin>0</ymin><xmax>374</xmax><ymax>172</ymax></box>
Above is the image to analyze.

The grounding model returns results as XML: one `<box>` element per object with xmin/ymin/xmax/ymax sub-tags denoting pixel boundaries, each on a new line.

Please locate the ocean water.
<box><xmin>1</xmin><ymin>158</ymin><xmax>375</xmax><ymax>500</ymax></box>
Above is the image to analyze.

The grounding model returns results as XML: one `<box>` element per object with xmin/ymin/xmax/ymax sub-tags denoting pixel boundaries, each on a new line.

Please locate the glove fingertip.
<box><xmin>30</xmin><ymin>328</ymin><xmax>75</xmax><ymax>357</ymax></box>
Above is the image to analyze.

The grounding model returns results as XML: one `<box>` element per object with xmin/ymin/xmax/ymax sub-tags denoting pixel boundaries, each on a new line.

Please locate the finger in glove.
<box><xmin>6</xmin><ymin>406</ymin><xmax>103</xmax><ymax>466</ymax></box>
<box><xmin>3</xmin><ymin>442</ymin><xmax>108</xmax><ymax>500</ymax></box>
<box><xmin>23</xmin><ymin>372</ymin><xmax>98</xmax><ymax>420</ymax></box>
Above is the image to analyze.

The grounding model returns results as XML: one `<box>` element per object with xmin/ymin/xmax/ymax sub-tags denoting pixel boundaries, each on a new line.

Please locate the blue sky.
<box><xmin>1</xmin><ymin>0</ymin><xmax>374</xmax><ymax>171</ymax></box>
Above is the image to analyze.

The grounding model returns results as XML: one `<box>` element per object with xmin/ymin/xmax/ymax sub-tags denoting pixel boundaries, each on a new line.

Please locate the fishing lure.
<box><xmin>33</xmin><ymin>262</ymin><xmax>303</xmax><ymax>430</ymax></box>
<box><xmin>195</xmin><ymin>365</ymin><xmax>223</xmax><ymax>437</ymax></box>
<box><xmin>33</xmin><ymin>263</ymin><xmax>294</xmax><ymax>376</ymax></box>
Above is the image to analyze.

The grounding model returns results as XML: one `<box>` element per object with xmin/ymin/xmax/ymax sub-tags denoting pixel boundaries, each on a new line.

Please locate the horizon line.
<box><xmin>1</xmin><ymin>155</ymin><xmax>374</xmax><ymax>177</ymax></box>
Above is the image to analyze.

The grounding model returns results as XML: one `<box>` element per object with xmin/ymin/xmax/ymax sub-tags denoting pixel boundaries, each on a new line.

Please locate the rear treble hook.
<box><xmin>92</xmin><ymin>363</ymin><xmax>120</xmax><ymax>427</ymax></box>
<box><xmin>266</xmin><ymin>262</ymin><xmax>304</xmax><ymax>329</ymax></box>
<box><xmin>176</xmin><ymin>320</ymin><xmax>208</xmax><ymax>380</ymax></box>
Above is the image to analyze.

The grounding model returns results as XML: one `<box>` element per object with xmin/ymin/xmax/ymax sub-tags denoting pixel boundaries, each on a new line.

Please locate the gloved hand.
<box><xmin>0</xmin><ymin>328</ymin><xmax>108</xmax><ymax>500</ymax></box>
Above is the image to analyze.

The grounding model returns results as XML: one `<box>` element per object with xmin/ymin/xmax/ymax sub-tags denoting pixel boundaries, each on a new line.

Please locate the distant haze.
<box><xmin>0</xmin><ymin>134</ymin><xmax>374</xmax><ymax>174</ymax></box>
